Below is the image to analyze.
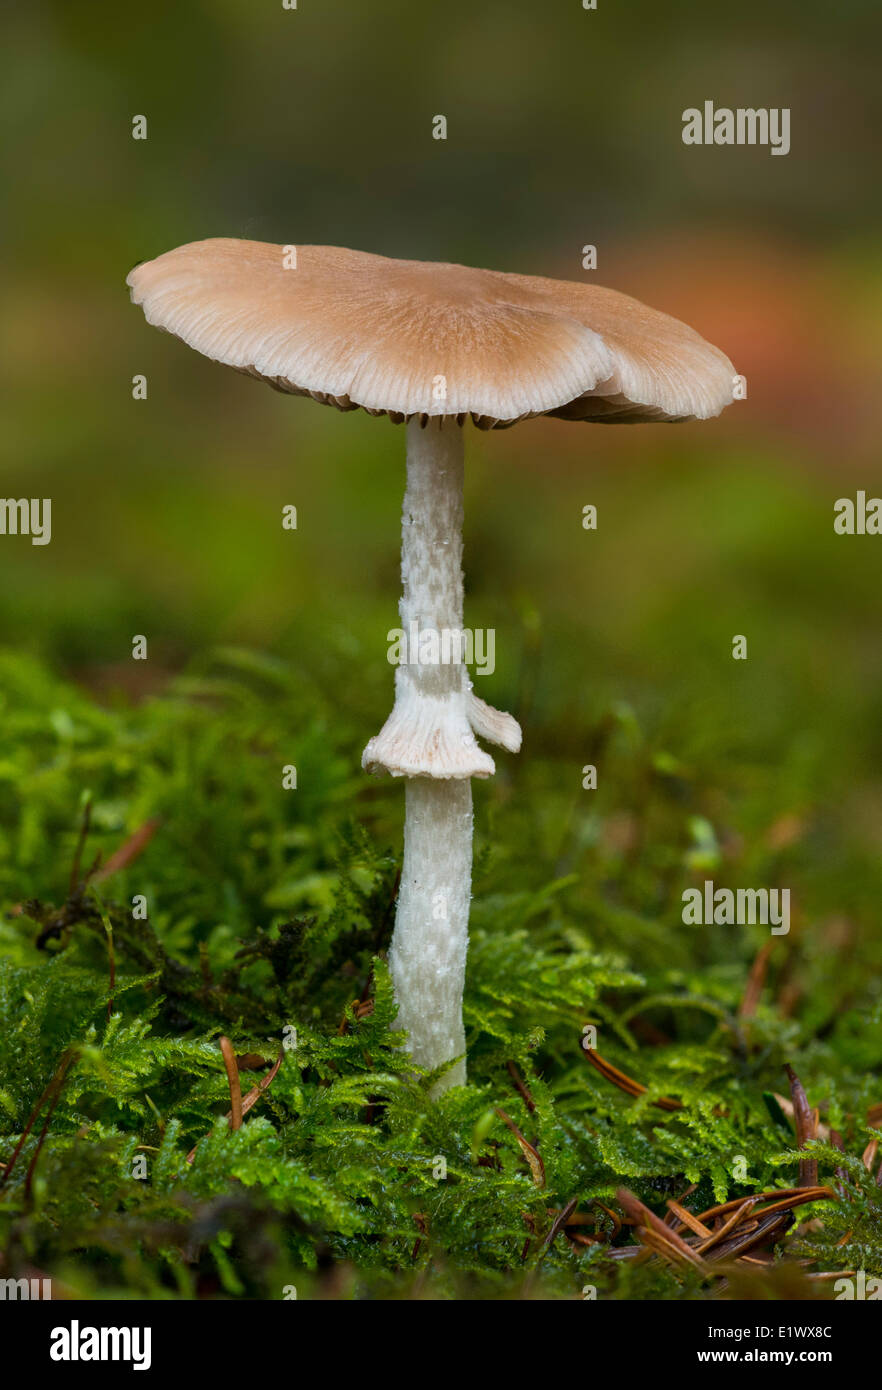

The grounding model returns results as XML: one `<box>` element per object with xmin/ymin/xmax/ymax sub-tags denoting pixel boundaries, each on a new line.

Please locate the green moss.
<box><xmin>0</xmin><ymin>648</ymin><xmax>879</xmax><ymax>1299</ymax></box>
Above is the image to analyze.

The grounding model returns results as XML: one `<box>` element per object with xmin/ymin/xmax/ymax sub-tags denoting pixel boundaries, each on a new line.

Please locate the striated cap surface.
<box><xmin>127</xmin><ymin>238</ymin><xmax>736</xmax><ymax>428</ymax></box>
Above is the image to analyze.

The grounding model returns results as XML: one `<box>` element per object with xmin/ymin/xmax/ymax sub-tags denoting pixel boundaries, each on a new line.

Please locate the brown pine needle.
<box><xmin>69</xmin><ymin>799</ymin><xmax>93</xmax><ymax>893</ymax></box>
<box><xmin>219</xmin><ymin>1037</ymin><xmax>243</xmax><ymax>1130</ymax></box>
<box><xmin>411</xmin><ymin>1212</ymin><xmax>428</xmax><ymax>1261</ymax></box>
<box><xmin>739</xmin><ymin>941</ymin><xmax>773</xmax><ymax>1018</ymax></box>
<box><xmin>506</xmin><ymin>1060</ymin><xmax>536</xmax><ymax>1113</ymax></box>
<box><xmin>92</xmin><ymin>818</ymin><xmax>162</xmax><ymax>885</ymax></box>
<box><xmin>544</xmin><ymin>1197</ymin><xmax>579</xmax><ymax>1250</ymax></box>
<box><xmin>609</xmin><ymin>1178</ymin><xmax>831</xmax><ymax>1276</ymax></box>
<box><xmin>695</xmin><ymin>1199</ymin><xmax>759</xmax><ymax>1253</ymax></box>
<box><xmin>238</xmin><ymin>1051</ymin><xmax>284</xmax><ymax>1118</ymax></box>
<box><xmin>666</xmin><ymin>1199</ymin><xmax>713</xmax><ymax>1240</ymax></box>
<box><xmin>519</xmin><ymin>1212</ymin><xmax>536</xmax><ymax>1264</ymax></box>
<box><xmin>495</xmin><ymin>1107</ymin><xmax>545</xmax><ymax>1187</ymax></box>
<box><xmin>0</xmin><ymin>1048</ymin><xmax>76</xmax><ymax>1192</ymax></box>
<box><xmin>707</xmin><ymin>1210</ymin><xmax>792</xmax><ymax>1263</ymax></box>
<box><xmin>664</xmin><ymin>1183</ymin><xmax>698</xmax><ymax>1226</ymax></box>
<box><xmin>592</xmin><ymin>1199</ymin><xmax>622</xmax><ymax>1240</ymax></box>
<box><xmin>785</xmin><ymin>1063</ymin><xmax>818</xmax><ymax>1187</ymax></box>
<box><xmin>693</xmin><ymin>1185</ymin><xmax>834</xmax><ymax>1226</ymax></box>
<box><xmin>581</xmin><ymin>1046</ymin><xmax>682</xmax><ymax>1111</ymax></box>
<box><xmin>618</xmin><ymin>1188</ymin><xmax>707</xmax><ymax>1271</ymax></box>
<box><xmin>186</xmin><ymin>1049</ymin><xmax>283</xmax><ymax>1164</ymax></box>
<box><xmin>337</xmin><ymin>997</ymin><xmax>375</xmax><ymax>1035</ymax></box>
<box><xmin>775</xmin><ymin>1094</ymin><xmax>831</xmax><ymax>1142</ymax></box>
<box><xmin>638</xmin><ymin>1223</ymin><xmax>706</xmax><ymax>1272</ymax></box>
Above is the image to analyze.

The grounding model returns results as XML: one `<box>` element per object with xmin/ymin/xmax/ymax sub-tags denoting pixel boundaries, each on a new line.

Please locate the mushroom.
<box><xmin>127</xmin><ymin>239</ymin><xmax>736</xmax><ymax>1093</ymax></box>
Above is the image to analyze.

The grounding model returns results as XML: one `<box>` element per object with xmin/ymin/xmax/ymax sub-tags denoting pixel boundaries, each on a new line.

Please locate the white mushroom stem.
<box><xmin>392</xmin><ymin>777</ymin><xmax>472</xmax><ymax>1091</ymax></box>
<box><xmin>362</xmin><ymin>417</ymin><xmax>521</xmax><ymax>1091</ymax></box>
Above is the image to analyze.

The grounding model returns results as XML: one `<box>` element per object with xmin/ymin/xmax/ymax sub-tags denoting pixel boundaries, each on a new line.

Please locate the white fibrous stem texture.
<box><xmin>392</xmin><ymin>777</ymin><xmax>472</xmax><ymax>1090</ymax></box>
<box><xmin>362</xmin><ymin>418</ymin><xmax>521</xmax><ymax>1091</ymax></box>
<box><xmin>363</xmin><ymin>419</ymin><xmax>520</xmax><ymax>778</ymax></box>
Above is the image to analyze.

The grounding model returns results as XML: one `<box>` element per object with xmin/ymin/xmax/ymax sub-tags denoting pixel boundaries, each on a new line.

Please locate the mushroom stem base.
<box><xmin>389</xmin><ymin>778</ymin><xmax>472</xmax><ymax>1092</ymax></box>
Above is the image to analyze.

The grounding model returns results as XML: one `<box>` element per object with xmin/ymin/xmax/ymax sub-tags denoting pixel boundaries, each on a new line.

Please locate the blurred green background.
<box><xmin>2</xmin><ymin>1</ymin><xmax>881</xmax><ymax>1003</ymax></box>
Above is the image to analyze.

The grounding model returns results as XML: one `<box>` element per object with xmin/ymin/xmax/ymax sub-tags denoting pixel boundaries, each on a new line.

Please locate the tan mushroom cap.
<box><xmin>127</xmin><ymin>238</ymin><xmax>736</xmax><ymax>428</ymax></box>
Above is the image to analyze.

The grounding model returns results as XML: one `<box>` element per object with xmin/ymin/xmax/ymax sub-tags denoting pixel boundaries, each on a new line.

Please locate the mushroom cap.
<box><xmin>127</xmin><ymin>238</ymin><xmax>736</xmax><ymax>428</ymax></box>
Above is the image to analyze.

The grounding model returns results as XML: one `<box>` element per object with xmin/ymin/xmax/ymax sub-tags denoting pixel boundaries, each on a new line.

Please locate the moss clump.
<box><xmin>1</xmin><ymin>649</ymin><xmax>880</xmax><ymax>1299</ymax></box>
